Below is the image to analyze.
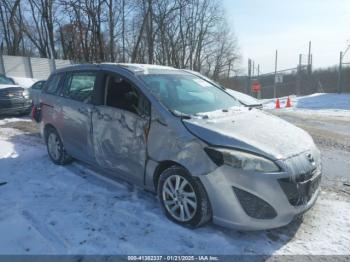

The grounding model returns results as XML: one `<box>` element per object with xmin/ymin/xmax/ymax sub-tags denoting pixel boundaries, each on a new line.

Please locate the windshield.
<box><xmin>0</xmin><ymin>75</ymin><xmax>15</xmax><ymax>85</ymax></box>
<box><xmin>140</xmin><ymin>74</ymin><xmax>240</xmax><ymax>115</ymax></box>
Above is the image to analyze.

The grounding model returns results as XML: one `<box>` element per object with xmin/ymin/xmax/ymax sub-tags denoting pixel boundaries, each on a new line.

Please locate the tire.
<box><xmin>158</xmin><ymin>165</ymin><xmax>212</xmax><ymax>228</ymax></box>
<box><xmin>45</xmin><ymin>127</ymin><xmax>73</xmax><ymax>165</ymax></box>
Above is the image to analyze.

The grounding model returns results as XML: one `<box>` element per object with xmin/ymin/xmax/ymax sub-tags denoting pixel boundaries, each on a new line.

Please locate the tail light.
<box><xmin>31</xmin><ymin>103</ymin><xmax>42</xmax><ymax>123</ymax></box>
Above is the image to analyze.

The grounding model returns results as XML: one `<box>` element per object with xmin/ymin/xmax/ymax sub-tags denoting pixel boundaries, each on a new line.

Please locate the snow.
<box><xmin>0</xmin><ymin>117</ymin><xmax>350</xmax><ymax>255</ymax></box>
<box><xmin>0</xmin><ymin>84</ymin><xmax>21</xmax><ymax>90</ymax></box>
<box><xmin>262</xmin><ymin>93</ymin><xmax>350</xmax><ymax>117</ymax></box>
<box><xmin>9</xmin><ymin>77</ymin><xmax>38</xmax><ymax>88</ymax></box>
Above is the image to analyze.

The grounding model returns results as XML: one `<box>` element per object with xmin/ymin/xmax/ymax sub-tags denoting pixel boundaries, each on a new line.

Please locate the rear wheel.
<box><xmin>158</xmin><ymin>166</ymin><xmax>212</xmax><ymax>228</ymax></box>
<box><xmin>45</xmin><ymin>127</ymin><xmax>73</xmax><ymax>165</ymax></box>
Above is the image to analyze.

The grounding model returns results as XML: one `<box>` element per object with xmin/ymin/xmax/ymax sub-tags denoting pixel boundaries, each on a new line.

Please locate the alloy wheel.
<box><xmin>47</xmin><ymin>132</ymin><xmax>61</xmax><ymax>161</ymax></box>
<box><xmin>162</xmin><ymin>174</ymin><xmax>198</xmax><ymax>222</ymax></box>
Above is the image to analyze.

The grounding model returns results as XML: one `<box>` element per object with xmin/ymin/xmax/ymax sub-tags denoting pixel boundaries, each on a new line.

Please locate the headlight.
<box><xmin>22</xmin><ymin>89</ymin><xmax>29</xmax><ymax>99</ymax></box>
<box><xmin>204</xmin><ymin>147</ymin><xmax>280</xmax><ymax>172</ymax></box>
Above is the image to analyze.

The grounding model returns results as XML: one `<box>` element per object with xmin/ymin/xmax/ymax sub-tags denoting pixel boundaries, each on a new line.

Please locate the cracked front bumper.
<box><xmin>200</xmin><ymin>164</ymin><xmax>321</xmax><ymax>230</ymax></box>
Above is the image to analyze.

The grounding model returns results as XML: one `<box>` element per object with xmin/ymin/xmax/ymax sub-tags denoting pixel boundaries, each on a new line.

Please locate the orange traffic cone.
<box><xmin>275</xmin><ymin>98</ymin><xmax>281</xmax><ymax>109</ymax></box>
<box><xmin>286</xmin><ymin>97</ymin><xmax>292</xmax><ymax>108</ymax></box>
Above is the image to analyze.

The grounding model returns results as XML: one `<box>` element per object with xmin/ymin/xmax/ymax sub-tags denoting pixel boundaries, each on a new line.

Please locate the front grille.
<box><xmin>233</xmin><ymin>187</ymin><xmax>277</xmax><ymax>219</ymax></box>
<box><xmin>279</xmin><ymin>170</ymin><xmax>321</xmax><ymax>206</ymax></box>
<box><xmin>0</xmin><ymin>89</ymin><xmax>23</xmax><ymax>99</ymax></box>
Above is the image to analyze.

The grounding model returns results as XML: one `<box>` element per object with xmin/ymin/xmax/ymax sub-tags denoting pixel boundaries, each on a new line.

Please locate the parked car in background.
<box><xmin>29</xmin><ymin>80</ymin><xmax>46</xmax><ymax>105</ymax></box>
<box><xmin>0</xmin><ymin>74</ymin><xmax>32</xmax><ymax>115</ymax></box>
<box><xmin>34</xmin><ymin>63</ymin><xmax>321</xmax><ymax>230</ymax></box>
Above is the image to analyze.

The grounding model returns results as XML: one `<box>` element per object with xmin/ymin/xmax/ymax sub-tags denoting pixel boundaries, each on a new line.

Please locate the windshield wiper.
<box><xmin>169</xmin><ymin>109</ymin><xmax>192</xmax><ymax>119</ymax></box>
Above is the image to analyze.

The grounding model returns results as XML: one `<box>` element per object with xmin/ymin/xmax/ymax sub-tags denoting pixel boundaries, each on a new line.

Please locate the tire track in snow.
<box><xmin>22</xmin><ymin>210</ymin><xmax>68</xmax><ymax>253</ymax></box>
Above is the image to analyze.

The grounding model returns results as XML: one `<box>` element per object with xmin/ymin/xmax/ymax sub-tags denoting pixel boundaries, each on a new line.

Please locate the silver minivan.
<box><xmin>36</xmin><ymin>63</ymin><xmax>321</xmax><ymax>230</ymax></box>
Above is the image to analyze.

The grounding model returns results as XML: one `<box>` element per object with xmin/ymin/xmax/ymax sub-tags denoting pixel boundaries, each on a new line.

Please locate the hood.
<box><xmin>183</xmin><ymin>107</ymin><xmax>315</xmax><ymax>160</ymax></box>
<box><xmin>0</xmin><ymin>84</ymin><xmax>21</xmax><ymax>90</ymax></box>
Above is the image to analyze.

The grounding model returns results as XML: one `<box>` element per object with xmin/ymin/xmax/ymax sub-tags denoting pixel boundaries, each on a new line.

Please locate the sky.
<box><xmin>223</xmin><ymin>0</ymin><xmax>350</xmax><ymax>74</ymax></box>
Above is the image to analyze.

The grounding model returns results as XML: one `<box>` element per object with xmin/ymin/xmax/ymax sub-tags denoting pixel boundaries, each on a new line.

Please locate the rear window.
<box><xmin>0</xmin><ymin>75</ymin><xmax>15</xmax><ymax>85</ymax></box>
<box><xmin>44</xmin><ymin>74</ymin><xmax>62</xmax><ymax>94</ymax></box>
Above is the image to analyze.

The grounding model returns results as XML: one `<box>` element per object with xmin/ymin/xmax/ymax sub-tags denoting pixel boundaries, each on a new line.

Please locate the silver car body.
<box><xmin>39</xmin><ymin>63</ymin><xmax>321</xmax><ymax>230</ymax></box>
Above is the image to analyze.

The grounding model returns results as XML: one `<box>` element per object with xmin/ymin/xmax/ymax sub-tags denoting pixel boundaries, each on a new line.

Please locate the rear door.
<box><xmin>91</xmin><ymin>72</ymin><xmax>151</xmax><ymax>185</ymax></box>
<box><xmin>58</xmin><ymin>71</ymin><xmax>98</xmax><ymax>162</ymax></box>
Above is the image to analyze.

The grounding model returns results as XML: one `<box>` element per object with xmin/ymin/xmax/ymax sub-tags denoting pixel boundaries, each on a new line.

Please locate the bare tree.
<box><xmin>0</xmin><ymin>0</ymin><xmax>23</xmax><ymax>55</ymax></box>
<box><xmin>0</xmin><ymin>0</ymin><xmax>240</xmax><ymax>79</ymax></box>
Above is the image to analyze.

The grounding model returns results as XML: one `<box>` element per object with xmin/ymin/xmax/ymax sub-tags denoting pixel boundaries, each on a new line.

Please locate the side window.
<box><xmin>32</xmin><ymin>81</ymin><xmax>44</xmax><ymax>90</ymax></box>
<box><xmin>45</xmin><ymin>74</ymin><xmax>62</xmax><ymax>94</ymax></box>
<box><xmin>104</xmin><ymin>74</ymin><xmax>150</xmax><ymax>116</ymax></box>
<box><xmin>63</xmin><ymin>72</ymin><xmax>96</xmax><ymax>102</ymax></box>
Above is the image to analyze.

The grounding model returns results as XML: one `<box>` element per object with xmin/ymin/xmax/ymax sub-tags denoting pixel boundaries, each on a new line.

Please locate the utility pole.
<box><xmin>307</xmin><ymin>41</ymin><xmax>312</xmax><ymax>75</ymax></box>
<box><xmin>307</xmin><ymin>41</ymin><xmax>311</xmax><ymax>65</ymax></box>
<box><xmin>253</xmin><ymin>61</ymin><xmax>255</xmax><ymax>76</ymax></box>
<box><xmin>273</xmin><ymin>50</ymin><xmax>278</xmax><ymax>98</ymax></box>
<box><xmin>337</xmin><ymin>43</ymin><xmax>350</xmax><ymax>93</ymax></box>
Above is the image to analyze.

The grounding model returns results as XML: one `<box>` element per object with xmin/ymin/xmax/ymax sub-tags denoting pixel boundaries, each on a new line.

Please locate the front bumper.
<box><xmin>200</xmin><ymin>164</ymin><xmax>321</xmax><ymax>230</ymax></box>
<box><xmin>0</xmin><ymin>98</ymin><xmax>32</xmax><ymax>115</ymax></box>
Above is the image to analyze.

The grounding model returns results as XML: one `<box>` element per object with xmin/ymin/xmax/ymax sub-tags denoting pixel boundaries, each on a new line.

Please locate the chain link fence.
<box><xmin>220</xmin><ymin>66</ymin><xmax>350</xmax><ymax>99</ymax></box>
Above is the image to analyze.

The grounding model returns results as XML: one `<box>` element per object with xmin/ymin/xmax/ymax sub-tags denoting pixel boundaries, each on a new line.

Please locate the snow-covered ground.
<box><xmin>262</xmin><ymin>93</ymin><xmax>350</xmax><ymax>118</ymax></box>
<box><xmin>0</xmin><ymin>116</ymin><xmax>350</xmax><ymax>255</ymax></box>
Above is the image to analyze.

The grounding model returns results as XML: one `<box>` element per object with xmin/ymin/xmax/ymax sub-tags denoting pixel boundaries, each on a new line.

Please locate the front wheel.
<box><xmin>46</xmin><ymin>127</ymin><xmax>73</xmax><ymax>165</ymax></box>
<box><xmin>158</xmin><ymin>166</ymin><xmax>212</xmax><ymax>228</ymax></box>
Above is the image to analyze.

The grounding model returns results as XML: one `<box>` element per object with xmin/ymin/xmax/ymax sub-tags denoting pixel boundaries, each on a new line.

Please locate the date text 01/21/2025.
<box><xmin>127</xmin><ymin>255</ymin><xmax>220</xmax><ymax>261</ymax></box>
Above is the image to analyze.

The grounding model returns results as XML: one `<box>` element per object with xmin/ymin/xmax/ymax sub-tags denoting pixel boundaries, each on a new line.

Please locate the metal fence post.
<box><xmin>25</xmin><ymin>56</ymin><xmax>34</xmax><ymax>78</ymax></box>
<box><xmin>257</xmin><ymin>64</ymin><xmax>262</xmax><ymax>99</ymax></box>
<box><xmin>50</xmin><ymin>59</ymin><xmax>56</xmax><ymax>73</ymax></box>
<box><xmin>337</xmin><ymin>51</ymin><xmax>343</xmax><ymax>94</ymax></box>
<box><xmin>0</xmin><ymin>55</ymin><xmax>5</xmax><ymax>75</ymax></box>
<box><xmin>247</xmin><ymin>59</ymin><xmax>252</xmax><ymax>95</ymax></box>
<box><xmin>273</xmin><ymin>50</ymin><xmax>278</xmax><ymax>98</ymax></box>
<box><xmin>296</xmin><ymin>54</ymin><xmax>302</xmax><ymax>96</ymax></box>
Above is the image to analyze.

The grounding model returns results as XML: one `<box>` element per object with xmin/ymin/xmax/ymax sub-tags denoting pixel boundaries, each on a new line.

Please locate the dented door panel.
<box><xmin>92</xmin><ymin>105</ymin><xmax>149</xmax><ymax>185</ymax></box>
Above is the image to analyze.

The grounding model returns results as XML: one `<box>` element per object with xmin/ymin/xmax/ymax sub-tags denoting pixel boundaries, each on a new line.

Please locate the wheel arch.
<box><xmin>152</xmin><ymin>160</ymin><xmax>189</xmax><ymax>191</ymax></box>
<box><xmin>43</xmin><ymin>123</ymin><xmax>57</xmax><ymax>140</ymax></box>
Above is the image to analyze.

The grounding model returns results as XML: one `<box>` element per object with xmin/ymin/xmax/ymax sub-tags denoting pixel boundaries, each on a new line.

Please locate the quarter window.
<box><xmin>63</xmin><ymin>72</ymin><xmax>96</xmax><ymax>102</ymax></box>
<box><xmin>32</xmin><ymin>81</ymin><xmax>44</xmax><ymax>90</ymax></box>
<box><xmin>45</xmin><ymin>74</ymin><xmax>62</xmax><ymax>94</ymax></box>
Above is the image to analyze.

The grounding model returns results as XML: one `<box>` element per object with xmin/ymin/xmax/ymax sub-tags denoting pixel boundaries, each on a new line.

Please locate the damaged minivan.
<box><xmin>36</xmin><ymin>63</ymin><xmax>321</xmax><ymax>230</ymax></box>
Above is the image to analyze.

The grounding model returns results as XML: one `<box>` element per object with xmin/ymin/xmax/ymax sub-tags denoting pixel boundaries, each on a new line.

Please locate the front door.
<box><xmin>92</xmin><ymin>73</ymin><xmax>151</xmax><ymax>185</ymax></box>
